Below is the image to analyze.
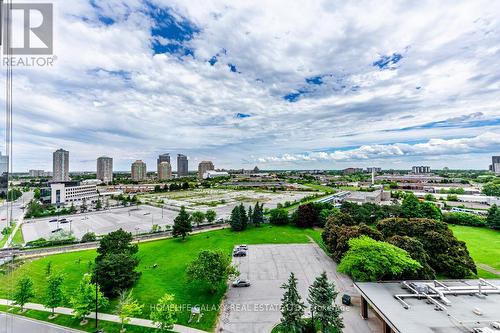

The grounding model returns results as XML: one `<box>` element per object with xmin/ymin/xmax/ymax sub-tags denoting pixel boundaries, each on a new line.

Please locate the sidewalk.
<box><xmin>0</xmin><ymin>299</ymin><xmax>206</xmax><ymax>333</ymax></box>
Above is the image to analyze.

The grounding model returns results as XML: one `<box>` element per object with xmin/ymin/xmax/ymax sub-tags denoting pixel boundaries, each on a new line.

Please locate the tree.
<box><xmin>420</xmin><ymin>202</ymin><xmax>442</xmax><ymax>220</ymax></box>
<box><xmin>93</xmin><ymin>229</ymin><xmax>141</xmax><ymax>297</ymax></box>
<box><xmin>45</xmin><ymin>261</ymin><xmax>52</xmax><ymax>276</ymax></box>
<box><xmin>70</xmin><ymin>274</ymin><xmax>108</xmax><ymax>324</ymax></box>
<box><xmin>443</xmin><ymin>212</ymin><xmax>486</xmax><ymax>227</ymax></box>
<box><xmin>387</xmin><ymin>235</ymin><xmax>435</xmax><ymax>279</ymax></box>
<box><xmin>205</xmin><ymin>210</ymin><xmax>216</xmax><ymax>224</ymax></box>
<box><xmin>377</xmin><ymin>218</ymin><xmax>477</xmax><ymax>278</ymax></box>
<box><xmin>172</xmin><ymin>206</ymin><xmax>192</xmax><ymax>240</ymax></box>
<box><xmin>248</xmin><ymin>206</ymin><xmax>253</xmax><ymax>225</ymax></box>
<box><xmin>69</xmin><ymin>202</ymin><xmax>76</xmax><ymax>214</ymax></box>
<box><xmin>150</xmin><ymin>293</ymin><xmax>177</xmax><ymax>331</ymax></box>
<box><xmin>307</xmin><ymin>272</ymin><xmax>343</xmax><ymax>333</ymax></box>
<box><xmin>186</xmin><ymin>250</ymin><xmax>238</xmax><ymax>293</ymax></box>
<box><xmin>338</xmin><ymin>236</ymin><xmax>421</xmax><ymax>281</ymax></box>
<box><xmin>229</xmin><ymin>204</ymin><xmax>248</xmax><ymax>231</ymax></box>
<box><xmin>322</xmin><ymin>222</ymin><xmax>384</xmax><ymax>261</ymax></box>
<box><xmin>95</xmin><ymin>198</ymin><xmax>102</xmax><ymax>210</ymax></box>
<box><xmin>487</xmin><ymin>204</ymin><xmax>500</xmax><ymax>230</ymax></box>
<box><xmin>33</xmin><ymin>187</ymin><xmax>41</xmax><ymax>200</ymax></box>
<box><xmin>116</xmin><ymin>290</ymin><xmax>143</xmax><ymax>332</ymax></box>
<box><xmin>13</xmin><ymin>277</ymin><xmax>35</xmax><ymax>311</ymax></box>
<box><xmin>296</xmin><ymin>203</ymin><xmax>318</xmax><ymax>227</ymax></box>
<box><xmin>191</xmin><ymin>211</ymin><xmax>205</xmax><ymax>228</ymax></box>
<box><xmin>80</xmin><ymin>198</ymin><xmax>88</xmax><ymax>213</ymax></box>
<box><xmin>401</xmin><ymin>194</ymin><xmax>422</xmax><ymax>218</ymax></box>
<box><xmin>81</xmin><ymin>232</ymin><xmax>97</xmax><ymax>243</ymax></box>
<box><xmin>279</xmin><ymin>272</ymin><xmax>305</xmax><ymax>332</ymax></box>
<box><xmin>482</xmin><ymin>182</ymin><xmax>500</xmax><ymax>196</ymax></box>
<box><xmin>269</xmin><ymin>208</ymin><xmax>289</xmax><ymax>225</ymax></box>
<box><xmin>253</xmin><ymin>202</ymin><xmax>264</xmax><ymax>227</ymax></box>
<box><xmin>44</xmin><ymin>274</ymin><xmax>65</xmax><ymax>317</ymax></box>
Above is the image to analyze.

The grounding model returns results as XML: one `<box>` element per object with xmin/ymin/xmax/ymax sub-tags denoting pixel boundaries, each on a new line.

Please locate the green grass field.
<box><xmin>0</xmin><ymin>225</ymin><xmax>322</xmax><ymax>331</ymax></box>
<box><xmin>450</xmin><ymin>225</ymin><xmax>500</xmax><ymax>278</ymax></box>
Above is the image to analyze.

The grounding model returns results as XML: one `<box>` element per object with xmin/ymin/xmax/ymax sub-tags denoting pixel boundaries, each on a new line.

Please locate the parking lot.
<box><xmin>22</xmin><ymin>205</ymin><xmax>176</xmax><ymax>243</ymax></box>
<box><xmin>218</xmin><ymin>243</ymin><xmax>379</xmax><ymax>333</ymax></box>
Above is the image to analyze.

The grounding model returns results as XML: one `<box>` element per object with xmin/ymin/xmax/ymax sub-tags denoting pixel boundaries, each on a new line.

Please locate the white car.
<box><xmin>232</xmin><ymin>278</ymin><xmax>251</xmax><ymax>287</ymax></box>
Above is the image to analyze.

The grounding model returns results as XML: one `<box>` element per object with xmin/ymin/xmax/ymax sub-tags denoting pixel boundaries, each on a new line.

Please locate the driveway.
<box><xmin>217</xmin><ymin>243</ymin><xmax>379</xmax><ymax>333</ymax></box>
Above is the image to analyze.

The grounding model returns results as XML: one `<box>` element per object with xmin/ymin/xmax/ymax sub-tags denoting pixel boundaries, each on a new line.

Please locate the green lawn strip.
<box><xmin>0</xmin><ymin>223</ymin><xmax>15</xmax><ymax>247</ymax></box>
<box><xmin>0</xmin><ymin>225</ymin><xmax>322</xmax><ymax>331</ymax></box>
<box><xmin>11</xmin><ymin>226</ymin><xmax>24</xmax><ymax>246</ymax></box>
<box><xmin>0</xmin><ymin>305</ymin><xmax>161</xmax><ymax>333</ymax></box>
<box><xmin>449</xmin><ymin>225</ymin><xmax>500</xmax><ymax>276</ymax></box>
<box><xmin>303</xmin><ymin>183</ymin><xmax>336</xmax><ymax>193</ymax></box>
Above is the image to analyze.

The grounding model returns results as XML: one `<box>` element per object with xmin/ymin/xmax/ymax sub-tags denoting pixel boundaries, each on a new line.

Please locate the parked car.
<box><xmin>233</xmin><ymin>249</ymin><xmax>247</xmax><ymax>257</ymax></box>
<box><xmin>236</xmin><ymin>244</ymin><xmax>248</xmax><ymax>250</ymax></box>
<box><xmin>232</xmin><ymin>278</ymin><xmax>251</xmax><ymax>287</ymax></box>
<box><xmin>49</xmin><ymin>219</ymin><xmax>58</xmax><ymax>223</ymax></box>
<box><xmin>52</xmin><ymin>228</ymin><xmax>63</xmax><ymax>233</ymax></box>
<box><xmin>59</xmin><ymin>219</ymin><xmax>70</xmax><ymax>224</ymax></box>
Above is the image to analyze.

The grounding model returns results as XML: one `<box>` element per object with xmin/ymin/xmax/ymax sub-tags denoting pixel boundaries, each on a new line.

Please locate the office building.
<box><xmin>177</xmin><ymin>154</ymin><xmax>188</xmax><ymax>177</ymax></box>
<box><xmin>343</xmin><ymin>167</ymin><xmax>363</xmax><ymax>174</ymax></box>
<box><xmin>53</xmin><ymin>149</ymin><xmax>70</xmax><ymax>181</ymax></box>
<box><xmin>412</xmin><ymin>166</ymin><xmax>431</xmax><ymax>174</ymax></box>
<box><xmin>97</xmin><ymin>156</ymin><xmax>113</xmax><ymax>183</ymax></box>
<box><xmin>198</xmin><ymin>161</ymin><xmax>214</xmax><ymax>179</ymax></box>
<box><xmin>366</xmin><ymin>167</ymin><xmax>381</xmax><ymax>173</ymax></box>
<box><xmin>158</xmin><ymin>161</ymin><xmax>172</xmax><ymax>180</ymax></box>
<box><xmin>50</xmin><ymin>181</ymin><xmax>98</xmax><ymax>206</ymax></box>
<box><xmin>131</xmin><ymin>160</ymin><xmax>147</xmax><ymax>181</ymax></box>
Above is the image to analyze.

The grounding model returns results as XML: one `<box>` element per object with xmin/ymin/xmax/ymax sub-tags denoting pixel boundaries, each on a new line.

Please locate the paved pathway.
<box><xmin>0</xmin><ymin>299</ymin><xmax>206</xmax><ymax>333</ymax></box>
<box><xmin>478</xmin><ymin>263</ymin><xmax>500</xmax><ymax>276</ymax></box>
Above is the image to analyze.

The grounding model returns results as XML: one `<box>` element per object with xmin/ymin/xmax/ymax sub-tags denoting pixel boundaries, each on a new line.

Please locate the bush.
<box><xmin>443</xmin><ymin>212</ymin><xmax>486</xmax><ymax>227</ymax></box>
<box><xmin>269</xmin><ymin>208</ymin><xmax>289</xmax><ymax>225</ymax></box>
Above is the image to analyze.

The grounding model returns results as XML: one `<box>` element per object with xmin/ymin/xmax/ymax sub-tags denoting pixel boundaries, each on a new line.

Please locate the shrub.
<box><xmin>443</xmin><ymin>212</ymin><xmax>486</xmax><ymax>227</ymax></box>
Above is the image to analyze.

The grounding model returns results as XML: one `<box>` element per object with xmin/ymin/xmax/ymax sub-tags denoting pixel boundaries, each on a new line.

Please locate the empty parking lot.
<box><xmin>218</xmin><ymin>243</ymin><xmax>378</xmax><ymax>333</ymax></box>
<box><xmin>22</xmin><ymin>205</ymin><xmax>176</xmax><ymax>243</ymax></box>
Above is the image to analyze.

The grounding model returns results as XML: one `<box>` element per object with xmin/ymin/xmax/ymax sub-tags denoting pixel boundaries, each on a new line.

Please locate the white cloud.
<box><xmin>2</xmin><ymin>0</ymin><xmax>500</xmax><ymax>171</ymax></box>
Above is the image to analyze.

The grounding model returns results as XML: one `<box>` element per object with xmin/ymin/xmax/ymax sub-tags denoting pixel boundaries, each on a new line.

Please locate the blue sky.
<box><xmin>3</xmin><ymin>0</ymin><xmax>500</xmax><ymax>171</ymax></box>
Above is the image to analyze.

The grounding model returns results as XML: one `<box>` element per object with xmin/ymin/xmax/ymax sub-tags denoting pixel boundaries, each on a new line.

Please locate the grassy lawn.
<box><xmin>450</xmin><ymin>225</ymin><xmax>500</xmax><ymax>277</ymax></box>
<box><xmin>11</xmin><ymin>226</ymin><xmax>24</xmax><ymax>246</ymax></box>
<box><xmin>0</xmin><ymin>305</ymin><xmax>161</xmax><ymax>333</ymax></box>
<box><xmin>0</xmin><ymin>223</ymin><xmax>15</xmax><ymax>248</ymax></box>
<box><xmin>304</xmin><ymin>183</ymin><xmax>335</xmax><ymax>193</ymax></box>
<box><xmin>0</xmin><ymin>225</ymin><xmax>322</xmax><ymax>331</ymax></box>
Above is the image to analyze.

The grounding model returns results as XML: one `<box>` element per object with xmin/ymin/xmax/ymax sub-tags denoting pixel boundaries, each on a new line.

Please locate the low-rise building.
<box><xmin>203</xmin><ymin>170</ymin><xmax>229</xmax><ymax>179</ymax></box>
<box><xmin>50</xmin><ymin>181</ymin><xmax>99</xmax><ymax>206</ymax></box>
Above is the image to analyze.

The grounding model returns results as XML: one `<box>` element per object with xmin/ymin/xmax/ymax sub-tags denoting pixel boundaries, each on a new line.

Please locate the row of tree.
<box><xmin>171</xmin><ymin>206</ymin><xmax>218</xmax><ymax>240</ymax></box>
<box><xmin>12</xmin><ymin>273</ymin><xmax>177</xmax><ymax>331</ymax></box>
<box><xmin>229</xmin><ymin>202</ymin><xmax>264</xmax><ymax>231</ymax></box>
<box><xmin>278</xmin><ymin>272</ymin><xmax>343</xmax><ymax>333</ymax></box>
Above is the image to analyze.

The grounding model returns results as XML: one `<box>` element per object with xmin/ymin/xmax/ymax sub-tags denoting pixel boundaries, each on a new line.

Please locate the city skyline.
<box><xmin>3</xmin><ymin>1</ymin><xmax>500</xmax><ymax>171</ymax></box>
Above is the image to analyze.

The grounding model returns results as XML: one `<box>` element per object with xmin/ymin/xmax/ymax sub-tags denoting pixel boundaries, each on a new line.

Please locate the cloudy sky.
<box><xmin>4</xmin><ymin>0</ymin><xmax>500</xmax><ymax>171</ymax></box>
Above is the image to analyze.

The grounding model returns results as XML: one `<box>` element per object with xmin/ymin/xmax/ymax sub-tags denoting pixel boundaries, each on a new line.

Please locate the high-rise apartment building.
<box><xmin>490</xmin><ymin>156</ymin><xmax>500</xmax><ymax>174</ymax></box>
<box><xmin>53</xmin><ymin>149</ymin><xmax>70</xmax><ymax>181</ymax></box>
<box><xmin>198</xmin><ymin>161</ymin><xmax>214</xmax><ymax>179</ymax></box>
<box><xmin>177</xmin><ymin>154</ymin><xmax>188</xmax><ymax>177</ymax></box>
<box><xmin>157</xmin><ymin>153</ymin><xmax>170</xmax><ymax>175</ymax></box>
<box><xmin>131</xmin><ymin>160</ymin><xmax>147</xmax><ymax>181</ymax></box>
<box><xmin>97</xmin><ymin>156</ymin><xmax>113</xmax><ymax>183</ymax></box>
<box><xmin>158</xmin><ymin>161</ymin><xmax>172</xmax><ymax>180</ymax></box>
<box><xmin>412</xmin><ymin>166</ymin><xmax>431</xmax><ymax>174</ymax></box>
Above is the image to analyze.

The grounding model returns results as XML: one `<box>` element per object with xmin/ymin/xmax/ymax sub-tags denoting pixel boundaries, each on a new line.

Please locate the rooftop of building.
<box><xmin>355</xmin><ymin>279</ymin><xmax>500</xmax><ymax>333</ymax></box>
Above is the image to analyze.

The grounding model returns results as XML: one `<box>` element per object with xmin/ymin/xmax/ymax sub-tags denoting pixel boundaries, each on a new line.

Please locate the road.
<box><xmin>1</xmin><ymin>191</ymin><xmax>32</xmax><ymax>248</ymax></box>
<box><xmin>0</xmin><ymin>312</ymin><xmax>82</xmax><ymax>333</ymax></box>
